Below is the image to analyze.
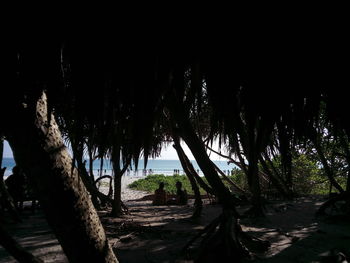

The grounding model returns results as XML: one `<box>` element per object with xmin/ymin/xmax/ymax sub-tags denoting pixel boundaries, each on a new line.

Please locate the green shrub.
<box><xmin>128</xmin><ymin>174</ymin><xmax>207</xmax><ymax>194</ymax></box>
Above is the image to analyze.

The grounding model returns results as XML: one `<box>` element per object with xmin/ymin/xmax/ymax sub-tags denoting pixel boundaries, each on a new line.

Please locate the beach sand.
<box><xmin>97</xmin><ymin>176</ymin><xmax>150</xmax><ymax>201</ymax></box>
<box><xmin>1</xmin><ymin>183</ymin><xmax>350</xmax><ymax>262</ymax></box>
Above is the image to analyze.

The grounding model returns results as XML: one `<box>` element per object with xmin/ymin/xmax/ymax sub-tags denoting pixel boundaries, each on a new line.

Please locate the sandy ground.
<box><xmin>1</xmin><ymin>179</ymin><xmax>350</xmax><ymax>262</ymax></box>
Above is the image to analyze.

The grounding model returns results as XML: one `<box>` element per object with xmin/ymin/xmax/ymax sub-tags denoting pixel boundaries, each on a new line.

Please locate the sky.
<box><xmin>2</xmin><ymin>140</ymin><xmax>225</xmax><ymax>161</ymax></box>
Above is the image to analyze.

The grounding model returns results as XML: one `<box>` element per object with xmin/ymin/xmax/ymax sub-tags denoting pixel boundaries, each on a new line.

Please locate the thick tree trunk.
<box><xmin>0</xmin><ymin>223</ymin><xmax>44</xmax><ymax>263</ymax></box>
<box><xmin>6</xmin><ymin>92</ymin><xmax>118</xmax><ymax>263</ymax></box>
<box><xmin>172</xmin><ymin>135</ymin><xmax>202</xmax><ymax>218</ymax></box>
<box><xmin>111</xmin><ymin>173</ymin><xmax>122</xmax><ymax>216</ymax></box>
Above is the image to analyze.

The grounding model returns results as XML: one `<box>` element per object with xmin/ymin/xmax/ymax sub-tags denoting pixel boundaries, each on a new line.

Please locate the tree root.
<box><xmin>316</xmin><ymin>192</ymin><xmax>350</xmax><ymax>217</ymax></box>
<box><xmin>183</xmin><ymin>208</ymin><xmax>270</xmax><ymax>262</ymax></box>
<box><xmin>242</xmin><ymin>204</ymin><xmax>266</xmax><ymax>218</ymax></box>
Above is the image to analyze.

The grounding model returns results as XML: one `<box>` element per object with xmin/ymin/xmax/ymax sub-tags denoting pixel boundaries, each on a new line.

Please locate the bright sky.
<box><xmin>3</xmin><ymin>140</ymin><xmax>226</xmax><ymax>161</ymax></box>
<box><xmin>3</xmin><ymin>141</ymin><xmax>12</xmax><ymax>158</ymax></box>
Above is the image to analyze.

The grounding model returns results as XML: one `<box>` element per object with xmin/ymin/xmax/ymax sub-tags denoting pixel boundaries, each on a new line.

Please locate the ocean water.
<box><xmin>1</xmin><ymin>158</ymin><xmax>236</xmax><ymax>178</ymax></box>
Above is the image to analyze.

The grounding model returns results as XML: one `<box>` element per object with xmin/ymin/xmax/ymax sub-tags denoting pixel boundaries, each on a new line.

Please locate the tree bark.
<box><xmin>5</xmin><ymin>92</ymin><xmax>118</xmax><ymax>263</ymax></box>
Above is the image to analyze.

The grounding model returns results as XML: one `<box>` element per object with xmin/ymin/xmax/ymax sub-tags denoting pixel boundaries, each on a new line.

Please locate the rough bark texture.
<box><xmin>6</xmin><ymin>92</ymin><xmax>118</xmax><ymax>263</ymax></box>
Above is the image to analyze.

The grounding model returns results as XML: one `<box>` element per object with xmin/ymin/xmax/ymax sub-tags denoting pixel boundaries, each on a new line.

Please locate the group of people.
<box><xmin>152</xmin><ymin>181</ymin><xmax>188</xmax><ymax>206</ymax></box>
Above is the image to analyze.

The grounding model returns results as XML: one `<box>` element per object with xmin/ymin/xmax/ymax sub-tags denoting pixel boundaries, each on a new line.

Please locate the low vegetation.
<box><xmin>128</xmin><ymin>174</ymin><xmax>208</xmax><ymax>195</ymax></box>
<box><xmin>129</xmin><ymin>153</ymin><xmax>348</xmax><ymax>197</ymax></box>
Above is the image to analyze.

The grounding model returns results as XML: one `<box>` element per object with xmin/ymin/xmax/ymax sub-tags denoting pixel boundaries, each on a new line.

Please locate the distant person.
<box><xmin>5</xmin><ymin>166</ymin><xmax>26</xmax><ymax>210</ymax></box>
<box><xmin>153</xmin><ymin>182</ymin><xmax>167</xmax><ymax>205</ymax></box>
<box><xmin>175</xmin><ymin>181</ymin><xmax>188</xmax><ymax>205</ymax></box>
<box><xmin>167</xmin><ymin>181</ymin><xmax>188</xmax><ymax>205</ymax></box>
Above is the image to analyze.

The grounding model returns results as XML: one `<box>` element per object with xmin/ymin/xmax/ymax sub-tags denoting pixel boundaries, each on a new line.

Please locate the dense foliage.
<box><xmin>228</xmin><ymin>153</ymin><xmax>347</xmax><ymax>196</ymax></box>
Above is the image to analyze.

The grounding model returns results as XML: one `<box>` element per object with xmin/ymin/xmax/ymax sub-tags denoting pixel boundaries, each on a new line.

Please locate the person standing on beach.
<box><xmin>153</xmin><ymin>182</ymin><xmax>167</xmax><ymax>205</ymax></box>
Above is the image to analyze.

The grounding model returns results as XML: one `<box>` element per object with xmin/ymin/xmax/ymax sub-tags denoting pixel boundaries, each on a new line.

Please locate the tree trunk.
<box><xmin>72</xmin><ymin>142</ymin><xmax>102</xmax><ymax>210</ymax></box>
<box><xmin>205</xmin><ymin>141</ymin><xmax>247</xmax><ymax>195</ymax></box>
<box><xmin>259</xmin><ymin>156</ymin><xmax>293</xmax><ymax>199</ymax></box>
<box><xmin>246</xmin><ymin>155</ymin><xmax>264</xmax><ymax>217</ymax></box>
<box><xmin>211</xmin><ymin>161</ymin><xmax>247</xmax><ymax>196</ymax></box>
<box><xmin>110</xmin><ymin>147</ymin><xmax>129</xmax><ymax>217</ymax></box>
<box><xmin>170</xmin><ymin>117</ymin><xmax>235</xmax><ymax>210</ymax></box>
<box><xmin>0</xmin><ymin>222</ymin><xmax>44</xmax><ymax>263</ymax></box>
<box><xmin>5</xmin><ymin>92</ymin><xmax>118</xmax><ymax>263</ymax></box>
<box><xmin>111</xmin><ymin>172</ymin><xmax>122</xmax><ymax>216</ymax></box>
<box><xmin>88</xmin><ymin>144</ymin><xmax>96</xmax><ymax>182</ymax></box>
<box><xmin>244</xmin><ymin>123</ymin><xmax>264</xmax><ymax>217</ymax></box>
<box><xmin>312</xmin><ymin>137</ymin><xmax>344</xmax><ymax>193</ymax></box>
<box><xmin>166</xmin><ymin>74</ymin><xmax>269</xmax><ymax>261</ymax></box>
<box><xmin>263</xmin><ymin>151</ymin><xmax>288</xmax><ymax>186</ymax></box>
<box><xmin>78</xmin><ymin>159</ymin><xmax>102</xmax><ymax>210</ymax></box>
<box><xmin>172</xmin><ymin>135</ymin><xmax>202</xmax><ymax>218</ymax></box>
<box><xmin>339</xmin><ymin>132</ymin><xmax>350</xmax><ymax>192</ymax></box>
<box><xmin>0</xmin><ymin>167</ymin><xmax>21</xmax><ymax>222</ymax></box>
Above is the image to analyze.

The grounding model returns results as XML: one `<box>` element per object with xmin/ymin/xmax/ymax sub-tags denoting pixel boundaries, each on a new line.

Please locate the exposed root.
<box><xmin>183</xmin><ymin>208</ymin><xmax>269</xmax><ymax>262</ymax></box>
<box><xmin>243</xmin><ymin>204</ymin><xmax>266</xmax><ymax>218</ymax></box>
<box><xmin>316</xmin><ymin>192</ymin><xmax>350</xmax><ymax>217</ymax></box>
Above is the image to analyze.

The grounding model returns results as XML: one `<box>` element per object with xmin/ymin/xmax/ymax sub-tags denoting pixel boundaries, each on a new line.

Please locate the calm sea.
<box><xmin>1</xmin><ymin>158</ymin><xmax>236</xmax><ymax>178</ymax></box>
